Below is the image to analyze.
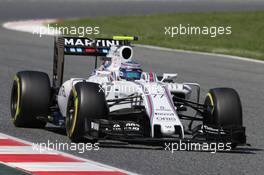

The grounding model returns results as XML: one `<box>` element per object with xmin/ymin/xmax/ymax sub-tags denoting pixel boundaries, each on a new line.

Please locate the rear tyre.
<box><xmin>10</xmin><ymin>71</ymin><xmax>50</xmax><ymax>128</ymax></box>
<box><xmin>66</xmin><ymin>82</ymin><xmax>109</xmax><ymax>142</ymax></box>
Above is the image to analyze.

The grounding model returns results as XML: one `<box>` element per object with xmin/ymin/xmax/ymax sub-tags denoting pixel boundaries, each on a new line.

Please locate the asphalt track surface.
<box><xmin>0</xmin><ymin>0</ymin><xmax>264</xmax><ymax>175</ymax></box>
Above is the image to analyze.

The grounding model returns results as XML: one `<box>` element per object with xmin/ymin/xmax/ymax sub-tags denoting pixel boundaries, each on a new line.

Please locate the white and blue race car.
<box><xmin>10</xmin><ymin>36</ymin><xmax>246</xmax><ymax>148</ymax></box>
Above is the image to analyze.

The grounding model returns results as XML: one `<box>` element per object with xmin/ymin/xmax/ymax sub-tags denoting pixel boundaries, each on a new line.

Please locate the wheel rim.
<box><xmin>66</xmin><ymin>94</ymin><xmax>77</xmax><ymax>137</ymax></box>
<box><xmin>204</xmin><ymin>94</ymin><xmax>214</xmax><ymax>125</ymax></box>
<box><xmin>67</xmin><ymin>95</ymin><xmax>74</xmax><ymax>131</ymax></box>
<box><xmin>11</xmin><ymin>80</ymin><xmax>19</xmax><ymax>119</ymax></box>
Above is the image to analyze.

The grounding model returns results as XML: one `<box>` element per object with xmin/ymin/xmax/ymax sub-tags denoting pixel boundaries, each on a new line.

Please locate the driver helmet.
<box><xmin>119</xmin><ymin>61</ymin><xmax>142</xmax><ymax>80</ymax></box>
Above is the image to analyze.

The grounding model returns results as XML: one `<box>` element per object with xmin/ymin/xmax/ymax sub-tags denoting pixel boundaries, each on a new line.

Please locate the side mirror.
<box><xmin>161</xmin><ymin>73</ymin><xmax>178</xmax><ymax>82</ymax></box>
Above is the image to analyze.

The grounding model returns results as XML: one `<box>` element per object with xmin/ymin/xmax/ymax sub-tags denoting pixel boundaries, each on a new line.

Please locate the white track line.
<box><xmin>8</xmin><ymin>162</ymin><xmax>115</xmax><ymax>172</ymax></box>
<box><xmin>136</xmin><ymin>44</ymin><xmax>264</xmax><ymax>64</ymax></box>
<box><xmin>0</xmin><ymin>146</ymin><xmax>58</xmax><ymax>154</ymax></box>
<box><xmin>3</xmin><ymin>19</ymin><xmax>60</xmax><ymax>37</ymax></box>
<box><xmin>0</xmin><ymin>135</ymin><xmax>7</xmax><ymax>139</ymax></box>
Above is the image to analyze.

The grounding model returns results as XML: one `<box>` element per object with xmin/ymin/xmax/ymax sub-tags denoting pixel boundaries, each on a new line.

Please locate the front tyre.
<box><xmin>66</xmin><ymin>82</ymin><xmax>108</xmax><ymax>142</ymax></box>
<box><xmin>204</xmin><ymin>88</ymin><xmax>242</xmax><ymax>127</ymax></box>
<box><xmin>204</xmin><ymin>88</ymin><xmax>246</xmax><ymax>147</ymax></box>
<box><xmin>10</xmin><ymin>71</ymin><xmax>50</xmax><ymax>128</ymax></box>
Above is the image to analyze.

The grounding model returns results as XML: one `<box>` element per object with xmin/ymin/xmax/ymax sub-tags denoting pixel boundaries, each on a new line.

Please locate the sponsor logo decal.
<box><xmin>113</xmin><ymin>124</ymin><xmax>122</xmax><ymax>131</ymax></box>
<box><xmin>124</xmin><ymin>123</ymin><xmax>140</xmax><ymax>131</ymax></box>
<box><xmin>91</xmin><ymin>122</ymin><xmax>99</xmax><ymax>131</ymax></box>
<box><xmin>155</xmin><ymin>112</ymin><xmax>174</xmax><ymax>116</ymax></box>
<box><xmin>64</xmin><ymin>38</ymin><xmax>121</xmax><ymax>47</ymax></box>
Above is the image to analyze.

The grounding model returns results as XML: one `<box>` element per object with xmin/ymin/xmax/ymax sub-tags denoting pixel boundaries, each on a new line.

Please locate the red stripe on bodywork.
<box><xmin>0</xmin><ymin>139</ymin><xmax>30</xmax><ymax>146</ymax></box>
<box><xmin>32</xmin><ymin>172</ymin><xmax>127</xmax><ymax>175</ymax></box>
<box><xmin>149</xmin><ymin>72</ymin><xmax>154</xmax><ymax>82</ymax></box>
<box><xmin>0</xmin><ymin>154</ymin><xmax>84</xmax><ymax>162</ymax></box>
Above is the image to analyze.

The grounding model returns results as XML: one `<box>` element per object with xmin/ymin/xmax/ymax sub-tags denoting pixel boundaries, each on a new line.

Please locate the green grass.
<box><xmin>50</xmin><ymin>11</ymin><xmax>264</xmax><ymax>60</ymax></box>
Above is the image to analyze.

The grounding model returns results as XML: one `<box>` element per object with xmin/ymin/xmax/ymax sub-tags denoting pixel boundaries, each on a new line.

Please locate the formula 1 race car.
<box><xmin>10</xmin><ymin>36</ymin><xmax>246</xmax><ymax>148</ymax></box>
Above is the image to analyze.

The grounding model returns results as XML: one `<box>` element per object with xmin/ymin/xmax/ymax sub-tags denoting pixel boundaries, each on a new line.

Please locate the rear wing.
<box><xmin>52</xmin><ymin>36</ymin><xmax>138</xmax><ymax>88</ymax></box>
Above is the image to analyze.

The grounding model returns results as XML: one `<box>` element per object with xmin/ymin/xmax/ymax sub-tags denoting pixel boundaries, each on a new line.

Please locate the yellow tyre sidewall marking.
<box><xmin>14</xmin><ymin>75</ymin><xmax>21</xmax><ymax>121</ymax></box>
<box><xmin>207</xmin><ymin>92</ymin><xmax>214</xmax><ymax>114</ymax></box>
<box><xmin>69</xmin><ymin>87</ymin><xmax>78</xmax><ymax>137</ymax></box>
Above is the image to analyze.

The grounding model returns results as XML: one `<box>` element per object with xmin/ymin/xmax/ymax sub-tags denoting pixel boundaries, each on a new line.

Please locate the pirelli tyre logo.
<box><xmin>64</xmin><ymin>38</ymin><xmax>122</xmax><ymax>47</ymax></box>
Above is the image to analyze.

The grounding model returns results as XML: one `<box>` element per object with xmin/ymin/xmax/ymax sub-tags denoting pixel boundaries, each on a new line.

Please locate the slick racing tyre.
<box><xmin>204</xmin><ymin>88</ymin><xmax>244</xmax><ymax>148</ymax></box>
<box><xmin>10</xmin><ymin>71</ymin><xmax>50</xmax><ymax>128</ymax></box>
<box><xmin>204</xmin><ymin>87</ymin><xmax>242</xmax><ymax>127</ymax></box>
<box><xmin>66</xmin><ymin>82</ymin><xmax>109</xmax><ymax>142</ymax></box>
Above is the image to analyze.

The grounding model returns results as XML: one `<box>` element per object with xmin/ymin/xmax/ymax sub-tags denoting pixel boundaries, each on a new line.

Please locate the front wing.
<box><xmin>84</xmin><ymin>118</ymin><xmax>247</xmax><ymax>147</ymax></box>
